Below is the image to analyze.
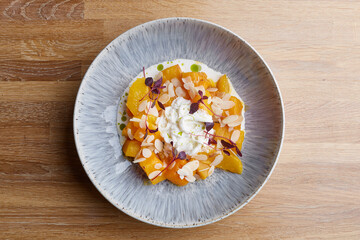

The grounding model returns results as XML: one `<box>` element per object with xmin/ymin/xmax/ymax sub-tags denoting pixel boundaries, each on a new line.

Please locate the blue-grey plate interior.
<box><xmin>73</xmin><ymin>17</ymin><xmax>284</xmax><ymax>228</ymax></box>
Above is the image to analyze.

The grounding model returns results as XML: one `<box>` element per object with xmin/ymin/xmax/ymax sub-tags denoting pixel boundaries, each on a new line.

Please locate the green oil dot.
<box><xmin>118</xmin><ymin>122</ymin><xmax>120</xmax><ymax>125</ymax></box>
<box><xmin>125</xmin><ymin>92</ymin><xmax>128</xmax><ymax>96</ymax></box>
<box><xmin>123</xmin><ymin>111</ymin><xmax>126</xmax><ymax>115</ymax></box>
<box><xmin>157</xmin><ymin>64</ymin><xmax>164</xmax><ymax>71</ymax></box>
<box><xmin>191</xmin><ymin>64</ymin><xmax>201</xmax><ymax>72</ymax></box>
<box><xmin>181</xmin><ymin>63</ymin><xmax>184</xmax><ymax>66</ymax></box>
<box><xmin>121</xmin><ymin>116</ymin><xmax>127</xmax><ymax>121</ymax></box>
<box><xmin>120</xmin><ymin>123</ymin><xmax>126</xmax><ymax>130</ymax></box>
<box><xmin>167</xmin><ymin>61</ymin><xmax>169</xmax><ymax>64</ymax></box>
<box><xmin>171</xmin><ymin>61</ymin><xmax>173</xmax><ymax>63</ymax></box>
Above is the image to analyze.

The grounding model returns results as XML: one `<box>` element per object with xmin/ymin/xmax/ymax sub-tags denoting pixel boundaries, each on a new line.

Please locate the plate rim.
<box><xmin>73</xmin><ymin>17</ymin><xmax>285</xmax><ymax>228</ymax></box>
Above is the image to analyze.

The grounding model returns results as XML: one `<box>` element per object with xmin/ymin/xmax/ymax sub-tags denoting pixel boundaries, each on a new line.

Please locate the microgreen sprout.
<box><xmin>189</xmin><ymin>90</ymin><xmax>222</xmax><ymax>118</ymax></box>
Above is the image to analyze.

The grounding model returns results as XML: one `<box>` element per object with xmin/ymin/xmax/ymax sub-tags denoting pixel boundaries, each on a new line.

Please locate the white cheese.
<box><xmin>158</xmin><ymin>97</ymin><xmax>214</xmax><ymax>156</ymax></box>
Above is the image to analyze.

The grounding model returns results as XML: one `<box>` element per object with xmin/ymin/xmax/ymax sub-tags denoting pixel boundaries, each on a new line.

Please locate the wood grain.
<box><xmin>1</xmin><ymin>0</ymin><xmax>360</xmax><ymax>239</ymax></box>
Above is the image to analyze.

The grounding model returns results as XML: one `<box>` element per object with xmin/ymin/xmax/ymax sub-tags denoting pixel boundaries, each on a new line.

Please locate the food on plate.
<box><xmin>117</xmin><ymin>60</ymin><xmax>245</xmax><ymax>186</ymax></box>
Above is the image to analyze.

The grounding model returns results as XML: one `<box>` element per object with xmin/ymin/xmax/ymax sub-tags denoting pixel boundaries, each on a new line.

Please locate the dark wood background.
<box><xmin>1</xmin><ymin>0</ymin><xmax>360</xmax><ymax>239</ymax></box>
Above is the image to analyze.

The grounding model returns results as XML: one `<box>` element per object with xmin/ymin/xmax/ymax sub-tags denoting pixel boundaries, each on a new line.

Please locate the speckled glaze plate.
<box><xmin>73</xmin><ymin>18</ymin><xmax>284</xmax><ymax>228</ymax></box>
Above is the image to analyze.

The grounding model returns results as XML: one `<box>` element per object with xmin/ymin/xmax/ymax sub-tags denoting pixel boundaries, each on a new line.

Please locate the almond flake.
<box><xmin>185</xmin><ymin>175</ymin><xmax>196</xmax><ymax>182</ymax></box>
<box><xmin>158</xmin><ymin>93</ymin><xmax>170</xmax><ymax>104</ymax></box>
<box><xmin>208</xmin><ymin>166</ymin><xmax>215</xmax><ymax>176</ymax></box>
<box><xmin>184</xmin><ymin>160</ymin><xmax>199</xmax><ymax>171</ymax></box>
<box><xmin>168</xmin><ymin>83</ymin><xmax>175</xmax><ymax>97</ymax></box>
<box><xmin>171</xmin><ymin>78</ymin><xmax>181</xmax><ymax>87</ymax></box>
<box><xmin>177</xmin><ymin>168</ymin><xmax>191</xmax><ymax>177</ymax></box>
<box><xmin>198</xmin><ymin>167</ymin><xmax>210</xmax><ymax>172</ymax></box>
<box><xmin>223</xmin><ymin>115</ymin><xmax>239</xmax><ymax>124</ymax></box>
<box><xmin>221</xmin><ymin>100</ymin><xmax>235</xmax><ymax>110</ymax></box>
<box><xmin>138</xmin><ymin>100</ymin><xmax>148</xmax><ymax>112</ymax></box>
<box><xmin>148</xmin><ymin>170</ymin><xmax>161</xmax><ymax>179</ymax></box>
<box><xmin>207</xmin><ymin>97</ymin><xmax>212</xmax><ymax>104</ymax></box>
<box><xmin>211</xmin><ymin>154</ymin><xmax>223</xmax><ymax>166</ymax></box>
<box><xmin>228</xmin><ymin>127</ymin><xmax>234</xmax><ymax>132</ymax></box>
<box><xmin>222</xmin><ymin>93</ymin><xmax>231</xmax><ymax>101</ymax></box>
<box><xmin>225</xmin><ymin>111</ymin><xmax>230</xmax><ymax>116</ymax></box>
<box><xmin>183</xmin><ymin>82</ymin><xmax>194</xmax><ymax>90</ymax></box>
<box><xmin>148</xmin><ymin>105</ymin><xmax>158</xmax><ymax>117</ymax></box>
<box><xmin>133</xmin><ymin>157</ymin><xmax>146</xmax><ymax>163</ymax></box>
<box><xmin>182</xmin><ymin>76</ymin><xmax>192</xmax><ymax>84</ymax></box>
<box><xmin>231</xmin><ymin>130</ymin><xmax>241</xmax><ymax>142</ymax></box>
<box><xmin>189</xmin><ymin>85</ymin><xmax>197</xmax><ymax>99</ymax></box>
<box><xmin>227</xmin><ymin>116</ymin><xmax>243</xmax><ymax>127</ymax></box>
<box><xmin>154</xmin><ymin>163</ymin><xmax>163</xmax><ymax>169</ymax></box>
<box><xmin>142</xmin><ymin>148</ymin><xmax>152</xmax><ymax>158</ymax></box>
<box><xmin>212</xmin><ymin>105</ymin><xmax>223</xmax><ymax>116</ymax></box>
<box><xmin>146</xmin><ymin>135</ymin><xmax>155</xmax><ymax>143</ymax></box>
<box><xmin>169</xmin><ymin>161</ymin><xmax>176</xmax><ymax>169</ymax></box>
<box><xmin>194</xmin><ymin>154</ymin><xmax>207</xmax><ymax>161</ymax></box>
<box><xmin>212</xmin><ymin>96</ymin><xmax>223</xmax><ymax>105</ymax></box>
<box><xmin>130</xmin><ymin>118</ymin><xmax>141</xmax><ymax>123</ymax></box>
<box><xmin>141</xmin><ymin>142</ymin><xmax>153</xmax><ymax>147</ymax></box>
<box><xmin>127</xmin><ymin>128</ymin><xmax>134</xmax><ymax>140</ymax></box>
<box><xmin>154</xmin><ymin>139</ymin><xmax>163</xmax><ymax>152</ymax></box>
<box><xmin>207</xmin><ymin>87</ymin><xmax>218</xmax><ymax>92</ymax></box>
<box><xmin>139</xmin><ymin>115</ymin><xmax>146</xmax><ymax>129</ymax></box>
<box><xmin>175</xmin><ymin>86</ymin><xmax>187</xmax><ymax>98</ymax></box>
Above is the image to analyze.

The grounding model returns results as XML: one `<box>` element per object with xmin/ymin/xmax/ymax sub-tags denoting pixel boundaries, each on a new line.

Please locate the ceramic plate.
<box><xmin>73</xmin><ymin>17</ymin><xmax>284</xmax><ymax>228</ymax></box>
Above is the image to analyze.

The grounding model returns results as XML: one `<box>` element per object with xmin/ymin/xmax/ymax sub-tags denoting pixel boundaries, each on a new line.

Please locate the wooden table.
<box><xmin>1</xmin><ymin>1</ymin><xmax>359</xmax><ymax>239</ymax></box>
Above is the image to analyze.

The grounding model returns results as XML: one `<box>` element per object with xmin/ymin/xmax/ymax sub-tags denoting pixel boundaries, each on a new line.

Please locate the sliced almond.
<box><xmin>127</xmin><ymin>128</ymin><xmax>134</xmax><ymax>140</ymax></box>
<box><xmin>231</xmin><ymin>130</ymin><xmax>241</xmax><ymax>143</ymax></box>
<box><xmin>221</xmin><ymin>100</ymin><xmax>235</xmax><ymax>110</ymax></box>
<box><xmin>208</xmin><ymin>165</ymin><xmax>215</xmax><ymax>176</ymax></box>
<box><xmin>154</xmin><ymin>163</ymin><xmax>163</xmax><ymax>169</ymax></box>
<box><xmin>194</xmin><ymin>154</ymin><xmax>207</xmax><ymax>161</ymax></box>
<box><xmin>227</xmin><ymin>115</ymin><xmax>244</xmax><ymax>127</ymax></box>
<box><xmin>183</xmin><ymin>81</ymin><xmax>194</xmax><ymax>90</ymax></box>
<box><xmin>139</xmin><ymin>115</ymin><xmax>146</xmax><ymax>129</ymax></box>
<box><xmin>212</xmin><ymin>104</ymin><xmax>223</xmax><ymax>116</ymax></box>
<box><xmin>142</xmin><ymin>148</ymin><xmax>152</xmax><ymax>158</ymax></box>
<box><xmin>154</xmin><ymin>139</ymin><xmax>163</xmax><ymax>152</ymax></box>
<box><xmin>138</xmin><ymin>100</ymin><xmax>148</xmax><ymax>112</ymax></box>
<box><xmin>158</xmin><ymin>93</ymin><xmax>170</xmax><ymax>104</ymax></box>
<box><xmin>169</xmin><ymin>161</ymin><xmax>176</xmax><ymax>169</ymax></box>
<box><xmin>148</xmin><ymin>105</ymin><xmax>158</xmax><ymax>117</ymax></box>
<box><xmin>146</xmin><ymin>135</ymin><xmax>155</xmax><ymax>143</ymax></box>
<box><xmin>148</xmin><ymin>170</ymin><xmax>161</xmax><ymax>179</ymax></box>
<box><xmin>211</xmin><ymin>154</ymin><xmax>223</xmax><ymax>166</ymax></box>
<box><xmin>185</xmin><ymin>175</ymin><xmax>196</xmax><ymax>182</ymax></box>
<box><xmin>222</xmin><ymin>93</ymin><xmax>231</xmax><ymax>101</ymax></box>
<box><xmin>182</xmin><ymin>76</ymin><xmax>192</xmax><ymax>84</ymax></box>
<box><xmin>141</xmin><ymin>142</ymin><xmax>153</xmax><ymax>147</ymax></box>
<box><xmin>171</xmin><ymin>78</ymin><xmax>181</xmax><ymax>87</ymax></box>
<box><xmin>225</xmin><ymin>111</ymin><xmax>230</xmax><ymax>116</ymax></box>
<box><xmin>223</xmin><ymin>115</ymin><xmax>239</xmax><ymax>124</ymax></box>
<box><xmin>228</xmin><ymin>127</ymin><xmax>234</xmax><ymax>132</ymax></box>
<box><xmin>133</xmin><ymin>157</ymin><xmax>146</xmax><ymax>163</ymax></box>
<box><xmin>162</xmin><ymin>80</ymin><xmax>170</xmax><ymax>92</ymax></box>
<box><xmin>207</xmin><ymin>87</ymin><xmax>218</xmax><ymax>92</ymax></box>
<box><xmin>211</xmin><ymin>96</ymin><xmax>223</xmax><ymax>105</ymax></box>
<box><xmin>184</xmin><ymin>160</ymin><xmax>199</xmax><ymax>171</ymax></box>
<box><xmin>175</xmin><ymin>87</ymin><xmax>187</xmax><ymax>98</ymax></box>
<box><xmin>207</xmin><ymin>97</ymin><xmax>212</xmax><ymax>104</ymax></box>
<box><xmin>177</xmin><ymin>168</ymin><xmax>191</xmax><ymax>177</ymax></box>
<box><xmin>189</xmin><ymin>85</ymin><xmax>197</xmax><ymax>99</ymax></box>
<box><xmin>216</xmin><ymin>92</ymin><xmax>226</xmax><ymax>98</ymax></box>
<box><xmin>130</xmin><ymin>117</ymin><xmax>141</xmax><ymax>123</ymax></box>
<box><xmin>138</xmin><ymin>131</ymin><xmax>145</xmax><ymax>139</ymax></box>
<box><xmin>198</xmin><ymin>167</ymin><xmax>210</xmax><ymax>172</ymax></box>
<box><xmin>168</xmin><ymin>83</ymin><xmax>175</xmax><ymax>97</ymax></box>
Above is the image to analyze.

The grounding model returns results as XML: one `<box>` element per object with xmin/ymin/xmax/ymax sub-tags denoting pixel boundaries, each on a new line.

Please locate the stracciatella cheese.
<box><xmin>157</xmin><ymin>97</ymin><xmax>214</xmax><ymax>156</ymax></box>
